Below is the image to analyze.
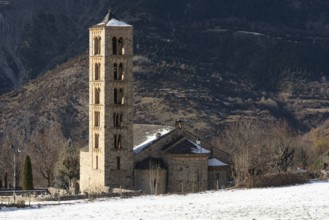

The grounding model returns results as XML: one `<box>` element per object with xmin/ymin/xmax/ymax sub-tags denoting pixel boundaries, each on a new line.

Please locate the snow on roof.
<box><xmin>189</xmin><ymin>140</ymin><xmax>210</xmax><ymax>154</ymax></box>
<box><xmin>105</xmin><ymin>18</ymin><xmax>131</xmax><ymax>27</ymax></box>
<box><xmin>208</xmin><ymin>158</ymin><xmax>228</xmax><ymax>167</ymax></box>
<box><xmin>133</xmin><ymin>128</ymin><xmax>172</xmax><ymax>154</ymax></box>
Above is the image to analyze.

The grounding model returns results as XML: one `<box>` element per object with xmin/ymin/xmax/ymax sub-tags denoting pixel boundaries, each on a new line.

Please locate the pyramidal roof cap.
<box><xmin>96</xmin><ymin>10</ymin><xmax>131</xmax><ymax>27</ymax></box>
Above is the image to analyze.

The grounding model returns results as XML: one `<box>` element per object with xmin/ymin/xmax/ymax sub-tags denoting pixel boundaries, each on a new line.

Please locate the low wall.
<box><xmin>246</xmin><ymin>172</ymin><xmax>311</xmax><ymax>188</ymax></box>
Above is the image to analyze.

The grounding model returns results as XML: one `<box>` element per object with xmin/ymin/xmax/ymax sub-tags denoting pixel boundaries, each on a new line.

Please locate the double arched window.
<box><xmin>113</xmin><ymin>63</ymin><xmax>124</xmax><ymax>80</ymax></box>
<box><xmin>114</xmin><ymin>88</ymin><xmax>124</xmax><ymax>104</ymax></box>
<box><xmin>112</xmin><ymin>37</ymin><xmax>124</xmax><ymax>55</ymax></box>
<box><xmin>94</xmin><ymin>37</ymin><xmax>101</xmax><ymax>55</ymax></box>
<box><xmin>113</xmin><ymin>113</ymin><xmax>123</xmax><ymax>127</ymax></box>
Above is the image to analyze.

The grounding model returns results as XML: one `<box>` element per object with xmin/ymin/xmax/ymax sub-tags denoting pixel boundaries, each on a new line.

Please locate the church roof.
<box><xmin>167</xmin><ymin>139</ymin><xmax>210</xmax><ymax>155</ymax></box>
<box><xmin>95</xmin><ymin>10</ymin><xmax>131</xmax><ymax>27</ymax></box>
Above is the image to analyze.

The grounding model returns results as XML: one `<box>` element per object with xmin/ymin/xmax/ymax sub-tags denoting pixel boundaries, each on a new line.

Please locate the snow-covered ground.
<box><xmin>1</xmin><ymin>181</ymin><xmax>329</xmax><ymax>220</ymax></box>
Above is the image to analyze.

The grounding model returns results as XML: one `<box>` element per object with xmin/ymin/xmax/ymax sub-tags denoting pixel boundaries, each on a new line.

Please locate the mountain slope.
<box><xmin>2</xmin><ymin>0</ymin><xmax>329</xmax><ymax>93</ymax></box>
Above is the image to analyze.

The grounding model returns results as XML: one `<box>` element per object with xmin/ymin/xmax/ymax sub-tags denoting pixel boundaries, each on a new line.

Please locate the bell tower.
<box><xmin>80</xmin><ymin>11</ymin><xmax>134</xmax><ymax>192</ymax></box>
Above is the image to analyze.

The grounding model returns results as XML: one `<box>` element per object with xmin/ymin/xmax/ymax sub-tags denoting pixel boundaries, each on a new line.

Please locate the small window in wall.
<box><xmin>118</xmin><ymin>63</ymin><xmax>124</xmax><ymax>80</ymax></box>
<box><xmin>112</xmin><ymin>37</ymin><xmax>117</xmax><ymax>55</ymax></box>
<box><xmin>95</xmin><ymin>63</ymin><xmax>100</xmax><ymax>80</ymax></box>
<box><xmin>114</xmin><ymin>134</ymin><xmax>122</xmax><ymax>149</ymax></box>
<box><xmin>118</xmin><ymin>37</ymin><xmax>124</xmax><ymax>55</ymax></box>
<box><xmin>95</xmin><ymin>88</ymin><xmax>100</xmax><ymax>104</ymax></box>
<box><xmin>95</xmin><ymin>133</ymin><xmax>99</xmax><ymax>148</ymax></box>
<box><xmin>94</xmin><ymin>37</ymin><xmax>101</xmax><ymax>55</ymax></box>
<box><xmin>113</xmin><ymin>63</ymin><xmax>118</xmax><ymax>80</ymax></box>
<box><xmin>96</xmin><ymin>156</ymin><xmax>99</xmax><ymax>169</ymax></box>
<box><xmin>94</xmin><ymin>111</ymin><xmax>100</xmax><ymax>127</ymax></box>
<box><xmin>117</xmin><ymin>157</ymin><xmax>121</xmax><ymax>170</ymax></box>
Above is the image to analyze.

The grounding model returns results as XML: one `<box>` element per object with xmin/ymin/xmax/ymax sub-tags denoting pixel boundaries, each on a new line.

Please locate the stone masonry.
<box><xmin>80</xmin><ymin>12</ymin><xmax>134</xmax><ymax>193</ymax></box>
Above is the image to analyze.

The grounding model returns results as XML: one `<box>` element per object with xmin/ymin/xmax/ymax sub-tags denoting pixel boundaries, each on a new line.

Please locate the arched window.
<box><xmin>94</xmin><ymin>37</ymin><xmax>101</xmax><ymax>55</ymax></box>
<box><xmin>118</xmin><ymin>63</ymin><xmax>124</xmax><ymax>80</ymax></box>
<box><xmin>95</xmin><ymin>63</ymin><xmax>100</xmax><ymax>80</ymax></box>
<box><xmin>113</xmin><ymin>113</ymin><xmax>123</xmax><ymax>127</ymax></box>
<box><xmin>112</xmin><ymin>37</ymin><xmax>117</xmax><ymax>55</ymax></box>
<box><xmin>114</xmin><ymin>134</ymin><xmax>122</xmax><ymax>149</ymax></box>
<box><xmin>113</xmin><ymin>63</ymin><xmax>118</xmax><ymax>80</ymax></box>
<box><xmin>95</xmin><ymin>156</ymin><xmax>98</xmax><ymax>169</ymax></box>
<box><xmin>95</xmin><ymin>133</ymin><xmax>99</xmax><ymax>148</ymax></box>
<box><xmin>114</xmin><ymin>88</ymin><xmax>124</xmax><ymax>104</ymax></box>
<box><xmin>94</xmin><ymin>111</ymin><xmax>100</xmax><ymax>127</ymax></box>
<box><xmin>95</xmin><ymin>88</ymin><xmax>100</xmax><ymax>104</ymax></box>
<box><xmin>118</xmin><ymin>37</ymin><xmax>124</xmax><ymax>55</ymax></box>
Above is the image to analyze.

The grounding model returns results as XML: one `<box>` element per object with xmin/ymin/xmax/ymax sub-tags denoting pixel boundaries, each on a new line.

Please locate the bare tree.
<box><xmin>29</xmin><ymin>125</ymin><xmax>65</xmax><ymax>187</ymax></box>
<box><xmin>220</xmin><ymin>119</ymin><xmax>306</xmax><ymax>186</ymax></box>
<box><xmin>148</xmin><ymin>159</ymin><xmax>160</xmax><ymax>195</ymax></box>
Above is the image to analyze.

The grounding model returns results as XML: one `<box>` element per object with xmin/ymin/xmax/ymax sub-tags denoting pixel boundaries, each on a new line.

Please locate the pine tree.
<box><xmin>22</xmin><ymin>155</ymin><xmax>34</xmax><ymax>190</ymax></box>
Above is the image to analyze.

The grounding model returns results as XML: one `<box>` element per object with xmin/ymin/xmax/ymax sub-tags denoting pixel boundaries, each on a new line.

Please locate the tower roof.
<box><xmin>95</xmin><ymin>10</ymin><xmax>131</xmax><ymax>27</ymax></box>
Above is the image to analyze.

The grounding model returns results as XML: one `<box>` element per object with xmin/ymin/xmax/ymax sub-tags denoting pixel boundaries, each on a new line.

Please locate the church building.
<box><xmin>80</xmin><ymin>11</ymin><xmax>229</xmax><ymax>194</ymax></box>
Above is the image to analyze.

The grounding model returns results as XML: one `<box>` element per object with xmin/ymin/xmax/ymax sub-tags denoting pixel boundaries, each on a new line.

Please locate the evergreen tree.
<box><xmin>22</xmin><ymin>155</ymin><xmax>34</xmax><ymax>190</ymax></box>
<box><xmin>55</xmin><ymin>140</ymin><xmax>79</xmax><ymax>189</ymax></box>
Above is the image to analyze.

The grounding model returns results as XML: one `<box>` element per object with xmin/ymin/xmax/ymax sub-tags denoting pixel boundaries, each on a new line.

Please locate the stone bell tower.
<box><xmin>80</xmin><ymin>11</ymin><xmax>134</xmax><ymax>193</ymax></box>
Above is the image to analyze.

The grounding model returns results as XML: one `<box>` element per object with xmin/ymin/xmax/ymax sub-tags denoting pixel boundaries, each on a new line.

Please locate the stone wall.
<box><xmin>208</xmin><ymin>167</ymin><xmax>228</xmax><ymax>190</ymax></box>
<box><xmin>167</xmin><ymin>155</ymin><xmax>208</xmax><ymax>193</ymax></box>
<box><xmin>135</xmin><ymin>169</ymin><xmax>167</xmax><ymax>194</ymax></box>
<box><xmin>246</xmin><ymin>172</ymin><xmax>311</xmax><ymax>188</ymax></box>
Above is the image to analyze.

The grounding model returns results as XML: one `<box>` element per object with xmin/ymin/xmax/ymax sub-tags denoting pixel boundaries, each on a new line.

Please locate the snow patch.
<box><xmin>237</xmin><ymin>30</ymin><xmax>264</xmax><ymax>36</ymax></box>
<box><xmin>189</xmin><ymin>140</ymin><xmax>210</xmax><ymax>154</ymax></box>
<box><xmin>133</xmin><ymin>128</ymin><xmax>171</xmax><ymax>154</ymax></box>
<box><xmin>208</xmin><ymin>158</ymin><xmax>228</xmax><ymax>167</ymax></box>
<box><xmin>1</xmin><ymin>181</ymin><xmax>329</xmax><ymax>219</ymax></box>
<box><xmin>106</xmin><ymin>18</ymin><xmax>130</xmax><ymax>27</ymax></box>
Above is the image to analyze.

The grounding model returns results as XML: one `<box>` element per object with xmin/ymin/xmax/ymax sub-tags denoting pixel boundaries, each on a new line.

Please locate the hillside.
<box><xmin>2</xmin><ymin>0</ymin><xmax>329</xmax><ymax>93</ymax></box>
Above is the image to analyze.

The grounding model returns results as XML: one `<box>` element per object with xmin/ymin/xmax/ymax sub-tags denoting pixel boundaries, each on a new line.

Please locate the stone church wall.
<box><xmin>135</xmin><ymin>169</ymin><xmax>167</xmax><ymax>194</ymax></box>
<box><xmin>167</xmin><ymin>155</ymin><xmax>208</xmax><ymax>193</ymax></box>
